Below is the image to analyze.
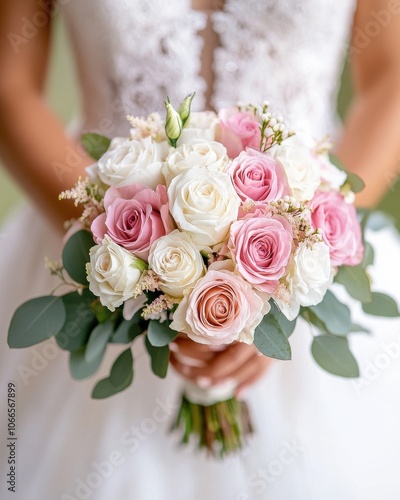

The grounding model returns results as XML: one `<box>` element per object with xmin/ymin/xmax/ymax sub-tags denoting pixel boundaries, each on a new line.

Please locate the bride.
<box><xmin>1</xmin><ymin>1</ymin><xmax>400</xmax><ymax>499</ymax></box>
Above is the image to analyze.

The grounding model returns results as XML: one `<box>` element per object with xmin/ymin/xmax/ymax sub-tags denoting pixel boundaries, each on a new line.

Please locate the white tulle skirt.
<box><xmin>1</xmin><ymin>205</ymin><xmax>400</xmax><ymax>500</ymax></box>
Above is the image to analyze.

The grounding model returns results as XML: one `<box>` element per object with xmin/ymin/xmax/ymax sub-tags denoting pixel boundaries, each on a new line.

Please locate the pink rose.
<box><xmin>170</xmin><ymin>261</ymin><xmax>268</xmax><ymax>345</ymax></box>
<box><xmin>229</xmin><ymin>216</ymin><xmax>293</xmax><ymax>293</ymax></box>
<box><xmin>218</xmin><ymin>108</ymin><xmax>261</xmax><ymax>158</ymax></box>
<box><xmin>229</xmin><ymin>149</ymin><xmax>289</xmax><ymax>203</ymax></box>
<box><xmin>91</xmin><ymin>184</ymin><xmax>174</xmax><ymax>261</ymax></box>
<box><xmin>310</xmin><ymin>191</ymin><xmax>364</xmax><ymax>266</ymax></box>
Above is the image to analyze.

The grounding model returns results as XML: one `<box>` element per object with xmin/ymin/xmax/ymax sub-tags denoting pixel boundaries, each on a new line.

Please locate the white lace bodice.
<box><xmin>61</xmin><ymin>0</ymin><xmax>356</xmax><ymax>138</ymax></box>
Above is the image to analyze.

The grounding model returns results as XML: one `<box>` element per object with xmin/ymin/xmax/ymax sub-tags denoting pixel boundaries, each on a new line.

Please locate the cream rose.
<box><xmin>148</xmin><ymin>230</ymin><xmax>206</xmax><ymax>297</ymax></box>
<box><xmin>276</xmin><ymin>241</ymin><xmax>332</xmax><ymax>320</ymax></box>
<box><xmin>97</xmin><ymin>136</ymin><xmax>169</xmax><ymax>189</ymax></box>
<box><xmin>178</xmin><ymin>111</ymin><xmax>219</xmax><ymax>144</ymax></box>
<box><xmin>86</xmin><ymin>236</ymin><xmax>143</xmax><ymax>311</ymax></box>
<box><xmin>274</xmin><ymin>137</ymin><xmax>320</xmax><ymax>201</ymax></box>
<box><xmin>168</xmin><ymin>168</ymin><xmax>240</xmax><ymax>249</ymax></box>
<box><xmin>163</xmin><ymin>139</ymin><xmax>229</xmax><ymax>185</ymax></box>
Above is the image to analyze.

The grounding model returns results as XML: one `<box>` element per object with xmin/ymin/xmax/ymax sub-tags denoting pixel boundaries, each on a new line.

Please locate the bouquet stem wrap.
<box><xmin>172</xmin><ymin>380</ymin><xmax>253</xmax><ymax>457</ymax></box>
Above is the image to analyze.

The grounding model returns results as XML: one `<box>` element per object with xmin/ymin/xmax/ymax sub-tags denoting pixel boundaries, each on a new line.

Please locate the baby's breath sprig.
<box><xmin>236</xmin><ymin>100</ymin><xmax>295</xmax><ymax>152</ymax></box>
<box><xmin>270</xmin><ymin>196</ymin><xmax>322</xmax><ymax>246</ymax></box>
<box><xmin>132</xmin><ymin>270</ymin><xmax>161</xmax><ymax>298</ymax></box>
<box><xmin>127</xmin><ymin>112</ymin><xmax>165</xmax><ymax>141</ymax></box>
<box><xmin>44</xmin><ymin>257</ymin><xmax>85</xmax><ymax>294</ymax></box>
<box><xmin>59</xmin><ymin>176</ymin><xmax>104</xmax><ymax>227</ymax></box>
<box><xmin>142</xmin><ymin>294</ymin><xmax>178</xmax><ymax>321</ymax></box>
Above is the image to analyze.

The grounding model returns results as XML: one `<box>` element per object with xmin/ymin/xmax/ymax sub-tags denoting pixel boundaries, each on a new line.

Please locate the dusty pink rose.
<box><xmin>229</xmin><ymin>149</ymin><xmax>289</xmax><ymax>203</ymax></box>
<box><xmin>229</xmin><ymin>216</ymin><xmax>293</xmax><ymax>293</ymax></box>
<box><xmin>310</xmin><ymin>191</ymin><xmax>364</xmax><ymax>266</ymax></box>
<box><xmin>170</xmin><ymin>262</ymin><xmax>268</xmax><ymax>345</ymax></box>
<box><xmin>91</xmin><ymin>184</ymin><xmax>174</xmax><ymax>261</ymax></box>
<box><xmin>218</xmin><ymin>108</ymin><xmax>261</xmax><ymax>158</ymax></box>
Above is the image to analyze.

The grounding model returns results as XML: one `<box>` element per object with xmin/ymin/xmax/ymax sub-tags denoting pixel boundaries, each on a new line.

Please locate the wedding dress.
<box><xmin>1</xmin><ymin>1</ymin><xmax>400</xmax><ymax>499</ymax></box>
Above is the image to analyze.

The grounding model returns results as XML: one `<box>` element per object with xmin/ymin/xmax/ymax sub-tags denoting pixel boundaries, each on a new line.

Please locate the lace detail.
<box><xmin>212</xmin><ymin>0</ymin><xmax>356</xmax><ymax>138</ymax></box>
<box><xmin>61</xmin><ymin>0</ymin><xmax>356</xmax><ymax>138</ymax></box>
<box><xmin>62</xmin><ymin>0</ymin><xmax>206</xmax><ymax>136</ymax></box>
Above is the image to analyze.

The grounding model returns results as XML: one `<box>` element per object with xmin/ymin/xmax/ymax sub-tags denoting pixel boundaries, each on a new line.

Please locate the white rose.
<box><xmin>274</xmin><ymin>137</ymin><xmax>321</xmax><ymax>201</ymax></box>
<box><xmin>318</xmin><ymin>154</ymin><xmax>347</xmax><ymax>191</ymax></box>
<box><xmin>148</xmin><ymin>230</ymin><xmax>206</xmax><ymax>297</ymax></box>
<box><xmin>276</xmin><ymin>241</ymin><xmax>332</xmax><ymax>320</ymax></box>
<box><xmin>163</xmin><ymin>139</ymin><xmax>229</xmax><ymax>185</ymax></box>
<box><xmin>168</xmin><ymin>168</ymin><xmax>240</xmax><ymax>249</ymax></box>
<box><xmin>97</xmin><ymin>136</ymin><xmax>169</xmax><ymax>189</ymax></box>
<box><xmin>178</xmin><ymin>111</ymin><xmax>219</xmax><ymax>144</ymax></box>
<box><xmin>86</xmin><ymin>236</ymin><xmax>143</xmax><ymax>311</ymax></box>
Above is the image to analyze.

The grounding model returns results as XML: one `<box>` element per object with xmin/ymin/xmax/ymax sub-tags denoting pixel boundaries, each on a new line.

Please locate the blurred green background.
<box><xmin>0</xmin><ymin>16</ymin><xmax>399</xmax><ymax>227</ymax></box>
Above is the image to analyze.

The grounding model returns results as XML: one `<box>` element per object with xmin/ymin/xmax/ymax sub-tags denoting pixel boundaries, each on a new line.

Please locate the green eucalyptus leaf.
<box><xmin>110</xmin><ymin>348</ymin><xmax>134</xmax><ymax>388</ymax></box>
<box><xmin>81</xmin><ymin>133</ymin><xmax>111</xmax><ymax>161</ymax></box>
<box><xmin>62</xmin><ymin>230</ymin><xmax>94</xmax><ymax>285</ymax></box>
<box><xmin>55</xmin><ymin>289</ymin><xmax>97</xmax><ymax>351</ymax></box>
<box><xmin>254</xmin><ymin>314</ymin><xmax>292</xmax><ymax>360</ymax></box>
<box><xmin>362</xmin><ymin>241</ymin><xmax>375</xmax><ymax>268</ymax></box>
<box><xmin>334</xmin><ymin>265</ymin><xmax>371</xmax><ymax>303</ymax></box>
<box><xmin>349</xmin><ymin>323</ymin><xmax>370</xmax><ymax>333</ymax></box>
<box><xmin>85</xmin><ymin>320</ymin><xmax>113</xmax><ymax>364</ymax></box>
<box><xmin>147</xmin><ymin>320</ymin><xmax>178</xmax><ymax>347</ymax></box>
<box><xmin>8</xmin><ymin>296</ymin><xmax>66</xmax><ymax>348</ymax></box>
<box><xmin>310</xmin><ymin>290</ymin><xmax>352</xmax><ymax>335</ymax></box>
<box><xmin>110</xmin><ymin>311</ymin><xmax>144</xmax><ymax>344</ymax></box>
<box><xmin>301</xmin><ymin>307</ymin><xmax>329</xmax><ymax>334</ymax></box>
<box><xmin>70</xmin><ymin>346</ymin><xmax>104</xmax><ymax>380</ymax></box>
<box><xmin>329</xmin><ymin>154</ymin><xmax>365</xmax><ymax>192</ymax></box>
<box><xmin>90</xmin><ymin>300</ymin><xmax>115</xmax><ymax>324</ymax></box>
<box><xmin>311</xmin><ymin>335</ymin><xmax>359</xmax><ymax>378</ymax></box>
<box><xmin>270</xmin><ymin>301</ymin><xmax>297</xmax><ymax>338</ymax></box>
<box><xmin>362</xmin><ymin>292</ymin><xmax>400</xmax><ymax>317</ymax></box>
<box><xmin>92</xmin><ymin>372</ymin><xmax>133</xmax><ymax>399</ymax></box>
<box><xmin>145</xmin><ymin>336</ymin><xmax>170</xmax><ymax>378</ymax></box>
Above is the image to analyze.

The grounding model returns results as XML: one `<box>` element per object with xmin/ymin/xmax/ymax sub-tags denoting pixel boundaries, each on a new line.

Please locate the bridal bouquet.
<box><xmin>8</xmin><ymin>94</ymin><xmax>399</xmax><ymax>457</ymax></box>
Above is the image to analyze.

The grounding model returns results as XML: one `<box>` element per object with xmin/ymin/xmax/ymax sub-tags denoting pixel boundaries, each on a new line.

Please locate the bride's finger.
<box><xmin>230</xmin><ymin>355</ymin><xmax>272</xmax><ymax>396</ymax></box>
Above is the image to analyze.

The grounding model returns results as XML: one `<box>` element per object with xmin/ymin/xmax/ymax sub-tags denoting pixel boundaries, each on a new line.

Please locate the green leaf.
<box><xmin>85</xmin><ymin>320</ymin><xmax>113</xmax><ymax>364</ymax></box>
<box><xmin>8</xmin><ymin>296</ymin><xmax>66</xmax><ymax>348</ymax></box>
<box><xmin>329</xmin><ymin>154</ymin><xmax>365</xmax><ymax>193</ymax></box>
<box><xmin>70</xmin><ymin>346</ymin><xmax>104</xmax><ymax>380</ymax></box>
<box><xmin>110</xmin><ymin>348</ymin><xmax>133</xmax><ymax>388</ymax></box>
<box><xmin>110</xmin><ymin>311</ymin><xmax>144</xmax><ymax>344</ymax></box>
<box><xmin>362</xmin><ymin>292</ymin><xmax>400</xmax><ymax>317</ymax></box>
<box><xmin>270</xmin><ymin>301</ymin><xmax>297</xmax><ymax>338</ymax></box>
<box><xmin>301</xmin><ymin>307</ymin><xmax>329</xmax><ymax>334</ymax></box>
<box><xmin>334</xmin><ymin>265</ymin><xmax>371</xmax><ymax>303</ymax></box>
<box><xmin>147</xmin><ymin>320</ymin><xmax>178</xmax><ymax>347</ymax></box>
<box><xmin>92</xmin><ymin>372</ymin><xmax>133</xmax><ymax>399</ymax></box>
<box><xmin>349</xmin><ymin>323</ymin><xmax>370</xmax><ymax>333</ymax></box>
<box><xmin>311</xmin><ymin>335</ymin><xmax>359</xmax><ymax>378</ymax></box>
<box><xmin>254</xmin><ymin>314</ymin><xmax>292</xmax><ymax>360</ymax></box>
<box><xmin>145</xmin><ymin>336</ymin><xmax>170</xmax><ymax>378</ymax></box>
<box><xmin>81</xmin><ymin>133</ymin><xmax>111</xmax><ymax>161</ymax></box>
<box><xmin>362</xmin><ymin>241</ymin><xmax>375</xmax><ymax>268</ymax></box>
<box><xmin>90</xmin><ymin>300</ymin><xmax>115</xmax><ymax>324</ymax></box>
<box><xmin>309</xmin><ymin>290</ymin><xmax>352</xmax><ymax>335</ymax></box>
<box><xmin>62</xmin><ymin>230</ymin><xmax>94</xmax><ymax>285</ymax></box>
<box><xmin>55</xmin><ymin>289</ymin><xmax>97</xmax><ymax>351</ymax></box>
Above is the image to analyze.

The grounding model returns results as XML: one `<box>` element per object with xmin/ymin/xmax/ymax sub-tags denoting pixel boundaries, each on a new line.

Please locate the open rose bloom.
<box><xmin>11</xmin><ymin>94</ymin><xmax>393</xmax><ymax>458</ymax></box>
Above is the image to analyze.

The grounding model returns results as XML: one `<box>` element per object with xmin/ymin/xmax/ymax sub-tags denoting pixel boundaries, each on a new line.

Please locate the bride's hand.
<box><xmin>169</xmin><ymin>337</ymin><xmax>272</xmax><ymax>396</ymax></box>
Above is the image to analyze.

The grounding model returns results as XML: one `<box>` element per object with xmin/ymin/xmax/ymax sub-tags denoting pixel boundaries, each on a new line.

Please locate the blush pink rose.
<box><xmin>218</xmin><ymin>108</ymin><xmax>261</xmax><ymax>158</ymax></box>
<box><xmin>170</xmin><ymin>263</ymin><xmax>267</xmax><ymax>345</ymax></box>
<box><xmin>310</xmin><ymin>191</ymin><xmax>364</xmax><ymax>267</ymax></box>
<box><xmin>229</xmin><ymin>149</ymin><xmax>289</xmax><ymax>203</ymax></box>
<box><xmin>91</xmin><ymin>184</ymin><xmax>174</xmax><ymax>261</ymax></box>
<box><xmin>229</xmin><ymin>216</ymin><xmax>293</xmax><ymax>293</ymax></box>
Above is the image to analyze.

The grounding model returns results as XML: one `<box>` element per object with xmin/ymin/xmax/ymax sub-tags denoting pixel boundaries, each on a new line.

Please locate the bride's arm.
<box><xmin>336</xmin><ymin>0</ymin><xmax>400</xmax><ymax>207</ymax></box>
<box><xmin>0</xmin><ymin>1</ymin><xmax>93</xmax><ymax>230</ymax></box>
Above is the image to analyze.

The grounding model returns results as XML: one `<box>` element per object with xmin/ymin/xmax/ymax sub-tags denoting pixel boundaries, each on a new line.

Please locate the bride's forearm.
<box><xmin>0</xmin><ymin>89</ymin><xmax>93</xmax><ymax>230</ymax></box>
<box><xmin>336</xmin><ymin>73</ymin><xmax>400</xmax><ymax>208</ymax></box>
